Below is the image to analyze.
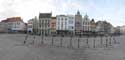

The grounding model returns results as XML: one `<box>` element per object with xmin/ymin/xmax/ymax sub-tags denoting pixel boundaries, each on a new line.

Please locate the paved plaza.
<box><xmin>0</xmin><ymin>34</ymin><xmax>123</xmax><ymax>60</ymax></box>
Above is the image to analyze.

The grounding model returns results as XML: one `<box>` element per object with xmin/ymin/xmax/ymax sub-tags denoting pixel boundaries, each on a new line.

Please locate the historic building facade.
<box><xmin>39</xmin><ymin>13</ymin><xmax>52</xmax><ymax>35</ymax></box>
<box><xmin>96</xmin><ymin>21</ymin><xmax>113</xmax><ymax>34</ymax></box>
<box><xmin>75</xmin><ymin>11</ymin><xmax>82</xmax><ymax>35</ymax></box>
<box><xmin>82</xmin><ymin>14</ymin><xmax>91</xmax><ymax>34</ymax></box>
<box><xmin>56</xmin><ymin>15</ymin><xmax>75</xmax><ymax>35</ymax></box>
<box><xmin>90</xmin><ymin>19</ymin><xmax>96</xmax><ymax>33</ymax></box>
<box><xmin>50</xmin><ymin>17</ymin><xmax>57</xmax><ymax>34</ymax></box>
<box><xmin>1</xmin><ymin>17</ymin><xmax>26</xmax><ymax>33</ymax></box>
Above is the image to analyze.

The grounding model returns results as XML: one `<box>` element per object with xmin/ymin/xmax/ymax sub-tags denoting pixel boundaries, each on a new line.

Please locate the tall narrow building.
<box><xmin>90</xmin><ymin>19</ymin><xmax>96</xmax><ymax>33</ymax></box>
<box><xmin>75</xmin><ymin>11</ymin><xmax>82</xmax><ymax>35</ymax></box>
<box><xmin>50</xmin><ymin>17</ymin><xmax>56</xmax><ymax>35</ymax></box>
<box><xmin>56</xmin><ymin>15</ymin><xmax>67</xmax><ymax>34</ymax></box>
<box><xmin>56</xmin><ymin>15</ymin><xmax>75</xmax><ymax>35</ymax></box>
<box><xmin>82</xmin><ymin>14</ymin><xmax>91</xmax><ymax>34</ymax></box>
<box><xmin>39</xmin><ymin>13</ymin><xmax>52</xmax><ymax>35</ymax></box>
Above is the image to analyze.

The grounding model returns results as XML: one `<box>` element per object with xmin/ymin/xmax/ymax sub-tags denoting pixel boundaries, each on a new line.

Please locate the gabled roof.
<box><xmin>1</xmin><ymin>20</ymin><xmax>7</xmax><ymax>22</ymax></box>
<box><xmin>39</xmin><ymin>13</ymin><xmax>52</xmax><ymax>18</ymax></box>
<box><xmin>1</xmin><ymin>17</ymin><xmax>23</xmax><ymax>23</ymax></box>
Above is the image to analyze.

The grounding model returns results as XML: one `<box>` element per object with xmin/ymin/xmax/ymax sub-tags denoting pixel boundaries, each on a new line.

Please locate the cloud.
<box><xmin>0</xmin><ymin>0</ymin><xmax>21</xmax><ymax>19</ymax></box>
<box><xmin>0</xmin><ymin>0</ymin><xmax>124</xmax><ymax>26</ymax></box>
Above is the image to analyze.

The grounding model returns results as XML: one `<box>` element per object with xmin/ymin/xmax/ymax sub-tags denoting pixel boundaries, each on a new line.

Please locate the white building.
<box><xmin>11</xmin><ymin>21</ymin><xmax>26</xmax><ymax>32</ymax></box>
<box><xmin>0</xmin><ymin>22</ymin><xmax>7</xmax><ymax>32</ymax></box>
<box><xmin>82</xmin><ymin>14</ymin><xmax>91</xmax><ymax>33</ymax></box>
<box><xmin>1</xmin><ymin>17</ymin><xmax>26</xmax><ymax>33</ymax></box>
<box><xmin>67</xmin><ymin>15</ymin><xmax>75</xmax><ymax>31</ymax></box>
<box><xmin>39</xmin><ymin>13</ymin><xmax>52</xmax><ymax>35</ymax></box>
<box><xmin>56</xmin><ymin>15</ymin><xmax>75</xmax><ymax>34</ymax></box>
<box><xmin>119</xmin><ymin>26</ymin><xmax>125</xmax><ymax>34</ymax></box>
<box><xmin>27</xmin><ymin>18</ymin><xmax>34</xmax><ymax>33</ymax></box>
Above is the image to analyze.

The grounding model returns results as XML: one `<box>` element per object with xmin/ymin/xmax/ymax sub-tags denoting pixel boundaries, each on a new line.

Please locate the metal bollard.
<box><xmin>109</xmin><ymin>36</ymin><xmax>112</xmax><ymax>46</ymax></box>
<box><xmin>51</xmin><ymin>36</ymin><xmax>54</xmax><ymax>46</ymax></box>
<box><xmin>32</xmin><ymin>39</ymin><xmax>35</xmax><ymax>45</ymax></box>
<box><xmin>113</xmin><ymin>36</ymin><xmax>116</xmax><ymax>44</ymax></box>
<box><xmin>93</xmin><ymin>36</ymin><xmax>96</xmax><ymax>48</ymax></box>
<box><xmin>60</xmin><ymin>35</ymin><xmax>64</xmax><ymax>47</ymax></box>
<box><xmin>41</xmin><ymin>35</ymin><xmax>44</xmax><ymax>44</ymax></box>
<box><xmin>70</xmin><ymin>36</ymin><xmax>73</xmax><ymax>48</ymax></box>
<box><xmin>86</xmin><ymin>36</ymin><xmax>89</xmax><ymax>45</ymax></box>
<box><xmin>32</xmin><ymin>35</ymin><xmax>35</xmax><ymax>45</ymax></box>
<box><xmin>86</xmin><ymin>35</ymin><xmax>89</xmax><ymax>48</ymax></box>
<box><xmin>100</xmin><ymin>35</ymin><xmax>103</xmax><ymax>47</ymax></box>
<box><xmin>78</xmin><ymin>37</ymin><xmax>80</xmax><ymax>48</ymax></box>
<box><xmin>106</xmin><ymin>36</ymin><xmax>108</xmax><ymax>48</ymax></box>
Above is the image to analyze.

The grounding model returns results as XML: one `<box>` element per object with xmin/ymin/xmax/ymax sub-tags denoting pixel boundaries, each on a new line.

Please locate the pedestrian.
<box><xmin>24</xmin><ymin>34</ymin><xmax>28</xmax><ymax>44</ymax></box>
<box><xmin>24</xmin><ymin>40</ymin><xmax>26</xmax><ymax>44</ymax></box>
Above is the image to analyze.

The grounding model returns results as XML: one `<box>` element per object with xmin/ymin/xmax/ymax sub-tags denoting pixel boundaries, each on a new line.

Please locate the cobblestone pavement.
<box><xmin>0</xmin><ymin>34</ymin><xmax>122</xmax><ymax>60</ymax></box>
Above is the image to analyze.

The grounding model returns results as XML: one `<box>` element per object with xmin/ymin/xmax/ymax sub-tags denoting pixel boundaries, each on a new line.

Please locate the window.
<box><xmin>69</xmin><ymin>20</ymin><xmax>73</xmax><ymax>24</ymax></box>
<box><xmin>48</xmin><ymin>23</ymin><xmax>49</xmax><ymax>27</ymax></box>
<box><xmin>69</xmin><ymin>17</ymin><xmax>73</xmax><ymax>19</ymax></box>
<box><xmin>28</xmin><ymin>25</ymin><xmax>32</xmax><ymax>28</ymax></box>
<box><xmin>72</xmin><ymin>27</ymin><xmax>74</xmax><ymax>29</ymax></box>
<box><xmin>61</xmin><ymin>18</ymin><xmax>63</xmax><ymax>20</ymax></box>
<box><xmin>65</xmin><ymin>18</ymin><xmax>67</xmax><ymax>21</ymax></box>
<box><xmin>61</xmin><ymin>23</ymin><xmax>63</xmax><ymax>29</ymax></box>
<box><xmin>58</xmin><ymin>18</ymin><xmax>60</xmax><ymax>20</ymax></box>
<box><xmin>65</xmin><ymin>22</ymin><xmax>67</xmax><ymax>25</ymax></box>
<box><xmin>16</xmin><ymin>22</ymin><xmax>20</xmax><ymax>25</ymax></box>
<box><xmin>68</xmin><ymin>26</ymin><xmax>74</xmax><ymax>30</ymax></box>
<box><xmin>58</xmin><ymin>22</ymin><xmax>60</xmax><ymax>25</ymax></box>
<box><xmin>39</xmin><ymin>23</ymin><xmax>42</xmax><ymax>27</ymax></box>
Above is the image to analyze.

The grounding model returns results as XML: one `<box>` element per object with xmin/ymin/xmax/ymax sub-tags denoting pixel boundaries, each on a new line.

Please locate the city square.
<box><xmin>0</xmin><ymin>33</ymin><xmax>123</xmax><ymax>60</ymax></box>
<box><xmin>0</xmin><ymin>0</ymin><xmax>125</xmax><ymax>60</ymax></box>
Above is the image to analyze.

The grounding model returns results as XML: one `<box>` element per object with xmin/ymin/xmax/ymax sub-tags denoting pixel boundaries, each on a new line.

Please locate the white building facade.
<box><xmin>119</xmin><ymin>26</ymin><xmax>125</xmax><ymax>34</ymax></box>
<box><xmin>56</xmin><ymin>15</ymin><xmax>75</xmax><ymax>34</ymax></box>
<box><xmin>67</xmin><ymin>15</ymin><xmax>75</xmax><ymax>31</ymax></box>
<box><xmin>27</xmin><ymin>19</ymin><xmax>34</xmax><ymax>33</ymax></box>
<box><xmin>11</xmin><ymin>21</ymin><xmax>26</xmax><ymax>32</ymax></box>
<box><xmin>1</xmin><ymin>17</ymin><xmax>26</xmax><ymax>33</ymax></box>
<box><xmin>82</xmin><ymin>14</ymin><xmax>91</xmax><ymax>33</ymax></box>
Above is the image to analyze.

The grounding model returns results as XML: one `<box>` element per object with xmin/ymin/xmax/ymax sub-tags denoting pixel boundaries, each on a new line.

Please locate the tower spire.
<box><xmin>77</xmin><ymin>10</ymin><xmax>80</xmax><ymax>15</ymax></box>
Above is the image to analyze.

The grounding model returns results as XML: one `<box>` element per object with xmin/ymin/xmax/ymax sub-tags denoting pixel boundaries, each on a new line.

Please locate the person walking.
<box><xmin>24</xmin><ymin>34</ymin><xmax>28</xmax><ymax>44</ymax></box>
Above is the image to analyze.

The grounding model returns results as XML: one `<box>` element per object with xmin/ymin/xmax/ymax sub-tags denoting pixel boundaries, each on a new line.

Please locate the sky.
<box><xmin>0</xmin><ymin>0</ymin><xmax>125</xmax><ymax>27</ymax></box>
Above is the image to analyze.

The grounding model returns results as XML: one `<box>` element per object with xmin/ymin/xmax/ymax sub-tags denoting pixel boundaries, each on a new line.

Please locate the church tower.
<box><xmin>75</xmin><ymin>10</ymin><xmax>83</xmax><ymax>35</ymax></box>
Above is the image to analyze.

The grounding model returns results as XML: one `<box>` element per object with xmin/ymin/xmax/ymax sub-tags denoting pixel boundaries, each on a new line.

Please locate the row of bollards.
<box><xmin>24</xmin><ymin>34</ymin><xmax>120</xmax><ymax>49</ymax></box>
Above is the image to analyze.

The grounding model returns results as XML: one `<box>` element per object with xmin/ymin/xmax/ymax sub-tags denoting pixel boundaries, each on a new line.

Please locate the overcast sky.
<box><xmin>0</xmin><ymin>0</ymin><xmax>125</xmax><ymax>27</ymax></box>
